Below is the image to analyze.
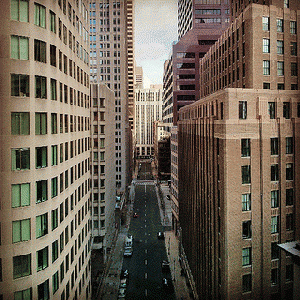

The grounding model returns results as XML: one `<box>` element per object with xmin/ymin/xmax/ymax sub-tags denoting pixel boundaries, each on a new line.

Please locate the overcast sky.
<box><xmin>134</xmin><ymin>0</ymin><xmax>178</xmax><ymax>87</ymax></box>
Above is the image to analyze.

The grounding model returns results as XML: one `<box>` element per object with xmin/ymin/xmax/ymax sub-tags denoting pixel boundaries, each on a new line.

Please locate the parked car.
<box><xmin>118</xmin><ymin>287</ymin><xmax>126</xmax><ymax>299</ymax></box>
<box><xmin>162</xmin><ymin>278</ymin><xmax>173</xmax><ymax>292</ymax></box>
<box><xmin>120</xmin><ymin>278</ymin><xmax>127</xmax><ymax>288</ymax></box>
<box><xmin>161</xmin><ymin>260</ymin><xmax>170</xmax><ymax>272</ymax></box>
<box><xmin>157</xmin><ymin>231</ymin><xmax>164</xmax><ymax>239</ymax></box>
<box><xmin>133</xmin><ymin>213</ymin><xmax>138</xmax><ymax>218</ymax></box>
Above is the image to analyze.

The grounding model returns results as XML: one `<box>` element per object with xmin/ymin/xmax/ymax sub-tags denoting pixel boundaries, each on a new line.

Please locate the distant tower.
<box><xmin>135</xmin><ymin>66</ymin><xmax>143</xmax><ymax>89</ymax></box>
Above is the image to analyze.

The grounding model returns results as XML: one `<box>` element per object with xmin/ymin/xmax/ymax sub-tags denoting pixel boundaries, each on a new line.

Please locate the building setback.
<box><xmin>0</xmin><ymin>0</ymin><xmax>91</xmax><ymax>299</ymax></box>
<box><xmin>178</xmin><ymin>88</ymin><xmax>300</xmax><ymax>299</ymax></box>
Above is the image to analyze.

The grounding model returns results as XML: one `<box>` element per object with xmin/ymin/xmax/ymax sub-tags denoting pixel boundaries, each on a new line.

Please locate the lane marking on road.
<box><xmin>145</xmin><ymin>249</ymin><xmax>147</xmax><ymax>254</ymax></box>
<box><xmin>145</xmin><ymin>224</ymin><xmax>147</xmax><ymax>228</ymax></box>
<box><xmin>145</xmin><ymin>239</ymin><xmax>147</xmax><ymax>244</ymax></box>
<box><xmin>145</xmin><ymin>272</ymin><xmax>148</xmax><ymax>279</ymax></box>
<box><xmin>145</xmin><ymin>232</ymin><xmax>147</xmax><ymax>235</ymax></box>
<box><xmin>145</xmin><ymin>219</ymin><xmax>146</xmax><ymax>222</ymax></box>
<box><xmin>145</xmin><ymin>289</ymin><xmax>148</xmax><ymax>296</ymax></box>
<box><xmin>145</xmin><ymin>259</ymin><xmax>148</xmax><ymax>265</ymax></box>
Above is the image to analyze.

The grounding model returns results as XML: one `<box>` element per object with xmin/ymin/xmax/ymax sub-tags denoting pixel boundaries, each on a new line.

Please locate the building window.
<box><xmin>51</xmin><ymin>177</ymin><xmax>58</xmax><ymax>198</ymax></box>
<box><xmin>14</xmin><ymin>288</ymin><xmax>32</xmax><ymax>300</ymax></box>
<box><xmin>277</xmin><ymin>40</ymin><xmax>284</xmax><ymax>54</ymax></box>
<box><xmin>51</xmin><ymin>208</ymin><xmax>58</xmax><ymax>230</ymax></box>
<box><xmin>271</xmin><ymin>242</ymin><xmax>279</xmax><ymax>260</ymax></box>
<box><xmin>12</xmin><ymin>219</ymin><xmax>30</xmax><ymax>243</ymax></box>
<box><xmin>11</xmin><ymin>148</ymin><xmax>30</xmax><ymax>170</ymax></box>
<box><xmin>11</xmin><ymin>112</ymin><xmax>30</xmax><ymax>135</ymax></box>
<box><xmin>242</xmin><ymin>274</ymin><xmax>252</xmax><ymax>293</ymax></box>
<box><xmin>271</xmin><ymin>164</ymin><xmax>279</xmax><ymax>181</ymax></box>
<box><xmin>286</xmin><ymin>188</ymin><xmax>294</xmax><ymax>206</ymax></box>
<box><xmin>37</xmin><ymin>246</ymin><xmax>48</xmax><ymax>271</ymax></box>
<box><xmin>263</xmin><ymin>82</ymin><xmax>270</xmax><ymax>89</ymax></box>
<box><xmin>51</xmin><ymin>145</ymin><xmax>58</xmax><ymax>166</ymax></box>
<box><xmin>262</xmin><ymin>17</ymin><xmax>269</xmax><ymax>31</ymax></box>
<box><xmin>286</xmin><ymin>214</ymin><xmax>294</xmax><ymax>231</ymax></box>
<box><xmin>11</xmin><ymin>183</ymin><xmax>30</xmax><ymax>207</ymax></box>
<box><xmin>51</xmin><ymin>79</ymin><xmax>57</xmax><ymax>100</ymax></box>
<box><xmin>242</xmin><ymin>194</ymin><xmax>251</xmax><ymax>211</ymax></box>
<box><xmin>36</xmin><ymin>213</ymin><xmax>48</xmax><ymax>238</ymax></box>
<box><xmin>271</xmin><ymin>190</ymin><xmax>279</xmax><ymax>208</ymax></box>
<box><xmin>50</xmin><ymin>45</ymin><xmax>57</xmax><ymax>66</ymax></box>
<box><xmin>53</xmin><ymin>271</ymin><xmax>59</xmax><ymax>294</ymax></box>
<box><xmin>35</xmin><ymin>113</ymin><xmax>47</xmax><ymax>134</ymax></box>
<box><xmin>286</xmin><ymin>137</ymin><xmax>293</xmax><ymax>154</ymax></box>
<box><xmin>34</xmin><ymin>39</ymin><xmax>46</xmax><ymax>63</ymax></box>
<box><xmin>11</xmin><ymin>0</ymin><xmax>29</xmax><ymax>22</ymax></box>
<box><xmin>51</xmin><ymin>113</ymin><xmax>57</xmax><ymax>134</ymax></box>
<box><xmin>241</xmin><ymin>139</ymin><xmax>250</xmax><ymax>157</ymax></box>
<box><xmin>239</xmin><ymin>101</ymin><xmax>247</xmax><ymax>119</ymax></box>
<box><xmin>271</xmin><ymin>216</ymin><xmax>279</xmax><ymax>234</ymax></box>
<box><xmin>242</xmin><ymin>247</ymin><xmax>252</xmax><ymax>266</ymax></box>
<box><xmin>11</xmin><ymin>35</ymin><xmax>29</xmax><ymax>60</ymax></box>
<box><xmin>290</xmin><ymin>21</ymin><xmax>296</xmax><ymax>34</ymax></box>
<box><xmin>36</xmin><ymin>180</ymin><xmax>47</xmax><ymax>203</ymax></box>
<box><xmin>291</xmin><ymin>84</ymin><xmax>298</xmax><ymax>90</ymax></box>
<box><xmin>286</xmin><ymin>265</ymin><xmax>293</xmax><ymax>282</ymax></box>
<box><xmin>35</xmin><ymin>147</ymin><xmax>47</xmax><ymax>169</ymax></box>
<box><xmin>270</xmin><ymin>138</ymin><xmax>278</xmax><ymax>155</ymax></box>
<box><xmin>242</xmin><ymin>165</ymin><xmax>251</xmax><ymax>184</ymax></box>
<box><xmin>278</xmin><ymin>83</ymin><xmax>285</xmax><ymax>90</ymax></box>
<box><xmin>271</xmin><ymin>268</ymin><xmax>279</xmax><ymax>285</ymax></box>
<box><xmin>268</xmin><ymin>102</ymin><xmax>276</xmax><ymax>119</ymax></box>
<box><xmin>291</xmin><ymin>42</ymin><xmax>297</xmax><ymax>56</ymax></box>
<box><xmin>291</xmin><ymin>63</ymin><xmax>298</xmax><ymax>76</ymax></box>
<box><xmin>284</xmin><ymin>0</ymin><xmax>289</xmax><ymax>8</ymax></box>
<box><xmin>52</xmin><ymin>240</ymin><xmax>59</xmax><ymax>262</ymax></box>
<box><xmin>50</xmin><ymin>10</ymin><xmax>56</xmax><ymax>33</ymax></box>
<box><xmin>283</xmin><ymin>102</ymin><xmax>290</xmax><ymax>119</ymax></box>
<box><xmin>286</xmin><ymin>163</ymin><xmax>293</xmax><ymax>180</ymax></box>
<box><xmin>263</xmin><ymin>60</ymin><xmax>270</xmax><ymax>75</ymax></box>
<box><xmin>11</xmin><ymin>74</ymin><xmax>29</xmax><ymax>97</ymax></box>
<box><xmin>13</xmin><ymin>254</ymin><xmax>31</xmax><ymax>279</ymax></box>
<box><xmin>37</xmin><ymin>279</ymin><xmax>49</xmax><ymax>300</ymax></box>
<box><xmin>277</xmin><ymin>61</ymin><xmax>284</xmax><ymax>76</ymax></box>
<box><xmin>263</xmin><ymin>39</ymin><xmax>270</xmax><ymax>53</ymax></box>
<box><xmin>34</xmin><ymin>3</ymin><xmax>46</xmax><ymax>28</ymax></box>
<box><xmin>277</xmin><ymin>19</ymin><xmax>283</xmax><ymax>32</ymax></box>
<box><xmin>242</xmin><ymin>220</ymin><xmax>251</xmax><ymax>239</ymax></box>
<box><xmin>35</xmin><ymin>76</ymin><xmax>47</xmax><ymax>99</ymax></box>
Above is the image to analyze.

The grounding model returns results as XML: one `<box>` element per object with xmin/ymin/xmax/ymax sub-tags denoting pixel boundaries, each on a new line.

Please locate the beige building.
<box><xmin>90</xmin><ymin>84</ymin><xmax>116</xmax><ymax>254</ymax></box>
<box><xmin>134</xmin><ymin>65</ymin><xmax>143</xmax><ymax>89</ymax></box>
<box><xmin>178</xmin><ymin>88</ymin><xmax>300</xmax><ymax>299</ymax></box>
<box><xmin>0</xmin><ymin>0</ymin><xmax>91</xmax><ymax>299</ymax></box>
<box><xmin>89</xmin><ymin>0</ymin><xmax>133</xmax><ymax>193</ymax></box>
<box><xmin>134</xmin><ymin>87</ymin><xmax>163</xmax><ymax>158</ymax></box>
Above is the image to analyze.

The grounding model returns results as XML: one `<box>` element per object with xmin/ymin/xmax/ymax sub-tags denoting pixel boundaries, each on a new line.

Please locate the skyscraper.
<box><xmin>178</xmin><ymin>2</ymin><xmax>300</xmax><ymax>299</ymax></box>
<box><xmin>0</xmin><ymin>0</ymin><xmax>91</xmax><ymax>298</ymax></box>
<box><xmin>89</xmin><ymin>0</ymin><xmax>133</xmax><ymax>193</ymax></box>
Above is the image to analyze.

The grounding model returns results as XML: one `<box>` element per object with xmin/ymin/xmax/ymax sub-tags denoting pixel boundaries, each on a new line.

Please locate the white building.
<box><xmin>135</xmin><ymin>87</ymin><xmax>163</xmax><ymax>158</ymax></box>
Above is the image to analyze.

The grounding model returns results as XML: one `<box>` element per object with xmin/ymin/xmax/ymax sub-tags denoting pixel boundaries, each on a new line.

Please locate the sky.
<box><xmin>134</xmin><ymin>0</ymin><xmax>178</xmax><ymax>87</ymax></box>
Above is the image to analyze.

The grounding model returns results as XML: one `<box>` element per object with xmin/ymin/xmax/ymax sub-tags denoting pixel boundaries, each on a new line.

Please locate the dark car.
<box><xmin>161</xmin><ymin>260</ymin><xmax>170</xmax><ymax>272</ymax></box>
<box><xmin>133</xmin><ymin>213</ymin><xmax>138</xmax><ymax>218</ymax></box>
<box><xmin>120</xmin><ymin>269</ymin><xmax>129</xmax><ymax>279</ymax></box>
<box><xmin>157</xmin><ymin>231</ymin><xmax>164</xmax><ymax>239</ymax></box>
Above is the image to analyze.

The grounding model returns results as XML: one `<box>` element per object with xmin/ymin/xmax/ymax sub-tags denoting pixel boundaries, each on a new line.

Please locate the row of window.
<box><xmin>241</xmin><ymin>163</ymin><xmax>293</xmax><ymax>184</ymax></box>
<box><xmin>262</xmin><ymin>38</ymin><xmax>297</xmax><ymax>56</ymax></box>
<box><xmin>241</xmin><ymin>188</ymin><xmax>294</xmax><ymax>212</ymax></box>
<box><xmin>262</xmin><ymin>60</ymin><xmax>298</xmax><ymax>77</ymax></box>
<box><xmin>242</xmin><ymin>264</ymin><xmax>293</xmax><ymax>294</ymax></box>
<box><xmin>240</xmin><ymin>137</ymin><xmax>293</xmax><ymax>157</ymax></box>
<box><xmin>11</xmin><ymin>73</ymin><xmax>89</xmax><ymax>106</ymax></box>
<box><xmin>12</xmin><ymin>140</ymin><xmax>90</xmax><ymax>170</ymax></box>
<box><xmin>238</xmin><ymin>101</ymin><xmax>296</xmax><ymax>120</ymax></box>
<box><xmin>262</xmin><ymin>17</ymin><xmax>296</xmax><ymax>35</ymax></box>
<box><xmin>11</xmin><ymin>112</ymin><xmax>90</xmax><ymax>136</ymax></box>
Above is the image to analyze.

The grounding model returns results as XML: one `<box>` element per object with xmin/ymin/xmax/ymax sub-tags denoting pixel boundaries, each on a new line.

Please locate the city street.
<box><xmin>122</xmin><ymin>162</ymin><xmax>175</xmax><ymax>299</ymax></box>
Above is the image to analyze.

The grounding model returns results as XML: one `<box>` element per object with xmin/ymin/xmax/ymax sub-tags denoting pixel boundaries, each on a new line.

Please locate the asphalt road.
<box><xmin>121</xmin><ymin>162</ymin><xmax>175</xmax><ymax>300</ymax></box>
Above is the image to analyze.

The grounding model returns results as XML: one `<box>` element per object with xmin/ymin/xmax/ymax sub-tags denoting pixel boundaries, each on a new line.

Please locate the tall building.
<box><xmin>135</xmin><ymin>65</ymin><xmax>143</xmax><ymax>89</ymax></box>
<box><xmin>90</xmin><ymin>84</ymin><xmax>116</xmax><ymax>254</ymax></box>
<box><xmin>162</xmin><ymin>58</ymin><xmax>173</xmax><ymax>133</ymax></box>
<box><xmin>178</xmin><ymin>0</ymin><xmax>230</xmax><ymax>39</ymax></box>
<box><xmin>0</xmin><ymin>0</ymin><xmax>91</xmax><ymax>299</ymax></box>
<box><xmin>178</xmin><ymin>2</ymin><xmax>300</xmax><ymax>299</ymax></box>
<box><xmin>134</xmin><ymin>87</ymin><xmax>163</xmax><ymax>159</ymax></box>
<box><xmin>89</xmin><ymin>0</ymin><xmax>133</xmax><ymax>193</ymax></box>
